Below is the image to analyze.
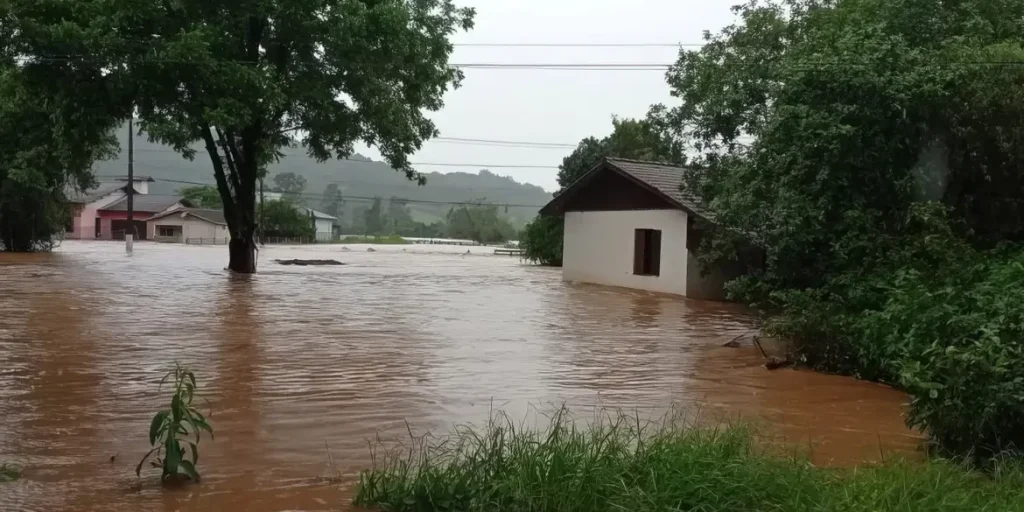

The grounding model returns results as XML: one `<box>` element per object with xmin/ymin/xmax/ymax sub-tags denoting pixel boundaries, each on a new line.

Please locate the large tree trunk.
<box><xmin>227</xmin><ymin>166</ymin><xmax>259</xmax><ymax>273</ymax></box>
<box><xmin>228</xmin><ymin>233</ymin><xmax>257</xmax><ymax>272</ymax></box>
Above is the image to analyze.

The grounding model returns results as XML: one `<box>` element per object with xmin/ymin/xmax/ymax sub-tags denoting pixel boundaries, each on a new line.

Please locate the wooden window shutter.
<box><xmin>634</xmin><ymin>229</ymin><xmax>645</xmax><ymax>275</ymax></box>
<box><xmin>650</xmin><ymin>230</ymin><xmax>662</xmax><ymax>276</ymax></box>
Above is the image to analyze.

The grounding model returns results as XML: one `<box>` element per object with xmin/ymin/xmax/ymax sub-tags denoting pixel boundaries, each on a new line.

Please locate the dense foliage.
<box><xmin>179</xmin><ymin>186</ymin><xmax>223</xmax><ymax>209</ymax></box>
<box><xmin>520</xmin><ymin>117</ymin><xmax>684</xmax><ymax>265</ymax></box>
<box><xmin>445</xmin><ymin>203</ymin><xmax>517</xmax><ymax>244</ymax></box>
<box><xmin>0</xmin><ymin>66</ymin><xmax>118</xmax><ymax>251</ymax></box>
<box><xmin>262</xmin><ymin>199</ymin><xmax>315</xmax><ymax>239</ymax></box>
<box><xmin>272</xmin><ymin>172</ymin><xmax>307</xmax><ymax>200</ymax></box>
<box><xmin>665</xmin><ymin>0</ymin><xmax>1024</xmax><ymax>457</ymax></box>
<box><xmin>4</xmin><ymin>0</ymin><xmax>474</xmax><ymax>271</ymax></box>
<box><xmin>356</xmin><ymin>410</ymin><xmax>1024</xmax><ymax>511</ymax></box>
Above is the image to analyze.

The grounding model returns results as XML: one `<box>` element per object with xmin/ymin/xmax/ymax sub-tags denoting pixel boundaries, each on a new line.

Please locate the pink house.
<box><xmin>66</xmin><ymin>177</ymin><xmax>188</xmax><ymax>240</ymax></box>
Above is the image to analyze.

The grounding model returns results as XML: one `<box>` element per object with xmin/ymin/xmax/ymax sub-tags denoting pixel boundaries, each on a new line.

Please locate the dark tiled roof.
<box><xmin>101</xmin><ymin>195</ymin><xmax>185</xmax><ymax>213</ymax></box>
<box><xmin>604</xmin><ymin>158</ymin><xmax>712</xmax><ymax>220</ymax></box>
<box><xmin>67</xmin><ymin>183</ymin><xmax>126</xmax><ymax>204</ymax></box>
<box><xmin>147</xmin><ymin>207</ymin><xmax>227</xmax><ymax>226</ymax></box>
<box><xmin>186</xmin><ymin>209</ymin><xmax>227</xmax><ymax>225</ymax></box>
<box><xmin>540</xmin><ymin>158</ymin><xmax>712</xmax><ymax>220</ymax></box>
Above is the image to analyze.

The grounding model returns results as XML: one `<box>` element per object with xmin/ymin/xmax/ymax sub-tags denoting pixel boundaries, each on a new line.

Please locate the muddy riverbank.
<box><xmin>0</xmin><ymin>241</ymin><xmax>919</xmax><ymax>511</ymax></box>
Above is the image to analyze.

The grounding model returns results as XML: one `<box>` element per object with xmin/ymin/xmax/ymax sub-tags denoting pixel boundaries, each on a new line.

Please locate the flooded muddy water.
<box><xmin>0</xmin><ymin>241</ymin><xmax>920</xmax><ymax>511</ymax></box>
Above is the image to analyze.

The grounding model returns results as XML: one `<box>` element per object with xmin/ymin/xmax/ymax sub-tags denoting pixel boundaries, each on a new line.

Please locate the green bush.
<box><xmin>768</xmin><ymin>234</ymin><xmax>1024</xmax><ymax>459</ymax></box>
<box><xmin>519</xmin><ymin>215</ymin><xmax>563</xmax><ymax>266</ymax></box>
<box><xmin>888</xmin><ymin>252</ymin><xmax>1024</xmax><ymax>458</ymax></box>
<box><xmin>0</xmin><ymin>463</ymin><xmax>20</xmax><ymax>483</ymax></box>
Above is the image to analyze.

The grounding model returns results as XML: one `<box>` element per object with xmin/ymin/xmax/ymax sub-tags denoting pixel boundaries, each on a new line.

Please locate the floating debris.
<box><xmin>274</xmin><ymin>259</ymin><xmax>345</xmax><ymax>266</ymax></box>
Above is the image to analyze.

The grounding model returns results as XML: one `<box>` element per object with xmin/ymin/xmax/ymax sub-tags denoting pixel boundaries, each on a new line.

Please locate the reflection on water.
<box><xmin>0</xmin><ymin>241</ymin><xmax>920</xmax><ymax>511</ymax></box>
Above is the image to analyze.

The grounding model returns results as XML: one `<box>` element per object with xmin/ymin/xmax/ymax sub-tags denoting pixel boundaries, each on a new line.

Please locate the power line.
<box><xmin>435</xmin><ymin>136</ymin><xmax>577</xmax><ymax>148</ymax></box>
<box><xmin>409</xmin><ymin>162</ymin><xmax>556</xmax><ymax>169</ymax></box>
<box><xmin>125</xmin><ymin>176</ymin><xmax>549</xmax><ymax>208</ymax></box>
<box><xmin>452</xmin><ymin>43</ymin><xmax>698</xmax><ymax>48</ymax></box>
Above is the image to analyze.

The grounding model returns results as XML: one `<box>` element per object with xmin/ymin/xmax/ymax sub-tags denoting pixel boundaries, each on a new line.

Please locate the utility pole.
<box><xmin>259</xmin><ymin>177</ymin><xmax>265</xmax><ymax>245</ymax></box>
<box><xmin>126</xmin><ymin>116</ymin><xmax>135</xmax><ymax>253</ymax></box>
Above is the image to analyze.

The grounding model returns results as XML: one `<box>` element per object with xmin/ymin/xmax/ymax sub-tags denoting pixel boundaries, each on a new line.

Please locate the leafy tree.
<box><xmin>662</xmin><ymin>0</ymin><xmax>1024</xmax><ymax>457</ymax></box>
<box><xmin>519</xmin><ymin>215</ymin><xmax>563</xmax><ymax>265</ymax></box>
<box><xmin>322</xmin><ymin>184</ymin><xmax>344</xmax><ymax>219</ymax></box>
<box><xmin>5</xmin><ymin>0</ymin><xmax>475</xmax><ymax>271</ymax></box>
<box><xmin>179</xmin><ymin>186</ymin><xmax>223</xmax><ymax>209</ymax></box>
<box><xmin>0</xmin><ymin>65</ymin><xmax>119</xmax><ymax>252</ymax></box>
<box><xmin>386</xmin><ymin>196</ymin><xmax>415</xmax><ymax>233</ymax></box>
<box><xmin>364</xmin><ymin>197</ymin><xmax>385</xmax><ymax>236</ymax></box>
<box><xmin>262</xmin><ymin>199</ymin><xmax>314</xmax><ymax>238</ymax></box>
<box><xmin>445</xmin><ymin>202</ymin><xmax>516</xmax><ymax>244</ymax></box>
<box><xmin>272</xmin><ymin>172</ymin><xmax>307</xmax><ymax>200</ymax></box>
<box><xmin>521</xmin><ymin>116</ymin><xmax>684</xmax><ymax>264</ymax></box>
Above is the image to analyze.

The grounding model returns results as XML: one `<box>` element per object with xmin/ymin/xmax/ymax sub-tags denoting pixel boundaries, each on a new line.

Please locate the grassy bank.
<box><xmin>337</xmin><ymin>235</ymin><xmax>410</xmax><ymax>245</ymax></box>
<box><xmin>354</xmin><ymin>411</ymin><xmax>1024</xmax><ymax>511</ymax></box>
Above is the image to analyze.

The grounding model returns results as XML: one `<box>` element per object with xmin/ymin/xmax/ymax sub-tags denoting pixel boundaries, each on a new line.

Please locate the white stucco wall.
<box><xmin>314</xmin><ymin>218</ymin><xmax>333</xmax><ymax>240</ymax></box>
<box><xmin>563</xmin><ymin>209</ymin><xmax>690</xmax><ymax>296</ymax></box>
<box><xmin>147</xmin><ymin>216</ymin><xmax>228</xmax><ymax>241</ymax></box>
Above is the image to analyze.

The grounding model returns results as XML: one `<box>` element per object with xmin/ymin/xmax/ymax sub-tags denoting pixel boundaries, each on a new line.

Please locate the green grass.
<box><xmin>338</xmin><ymin>235</ymin><xmax>411</xmax><ymax>245</ymax></box>
<box><xmin>354</xmin><ymin>410</ymin><xmax>1024</xmax><ymax>511</ymax></box>
<box><xmin>0</xmin><ymin>463</ymin><xmax>21</xmax><ymax>483</ymax></box>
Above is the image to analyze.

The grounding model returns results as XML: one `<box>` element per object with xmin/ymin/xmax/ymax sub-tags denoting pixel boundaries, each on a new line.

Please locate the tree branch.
<box><xmin>200</xmin><ymin>123</ymin><xmax>237</xmax><ymax>225</ymax></box>
<box><xmin>215</xmin><ymin>127</ymin><xmax>244</xmax><ymax>195</ymax></box>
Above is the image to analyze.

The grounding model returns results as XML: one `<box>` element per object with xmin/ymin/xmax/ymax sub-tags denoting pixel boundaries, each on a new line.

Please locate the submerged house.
<box><xmin>146</xmin><ymin>207</ymin><xmax>229</xmax><ymax>243</ymax></box>
<box><xmin>539</xmin><ymin>158</ymin><xmax>748</xmax><ymax>300</ymax></box>
<box><xmin>66</xmin><ymin>177</ymin><xmax>188</xmax><ymax>240</ymax></box>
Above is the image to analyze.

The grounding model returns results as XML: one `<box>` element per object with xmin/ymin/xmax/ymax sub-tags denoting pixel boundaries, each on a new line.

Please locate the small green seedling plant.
<box><xmin>0</xmin><ymin>463</ymin><xmax>21</xmax><ymax>483</ymax></box>
<box><xmin>137</xmin><ymin>364</ymin><xmax>214</xmax><ymax>483</ymax></box>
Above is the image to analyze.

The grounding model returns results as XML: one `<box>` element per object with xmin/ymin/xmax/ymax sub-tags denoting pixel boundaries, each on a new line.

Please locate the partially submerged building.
<box><xmin>540</xmin><ymin>158</ymin><xmax>750</xmax><ymax>300</ymax></box>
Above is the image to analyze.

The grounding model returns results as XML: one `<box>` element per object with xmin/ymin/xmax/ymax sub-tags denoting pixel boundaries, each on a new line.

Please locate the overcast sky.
<box><xmin>353</xmin><ymin>0</ymin><xmax>737</xmax><ymax>192</ymax></box>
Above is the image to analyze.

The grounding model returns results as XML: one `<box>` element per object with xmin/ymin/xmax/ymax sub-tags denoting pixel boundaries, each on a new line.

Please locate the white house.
<box><xmin>146</xmin><ymin>208</ymin><xmax>230</xmax><ymax>244</ymax></box>
<box><xmin>307</xmin><ymin>209</ymin><xmax>337</xmax><ymax>241</ymax></box>
<box><xmin>539</xmin><ymin>158</ymin><xmax>754</xmax><ymax>300</ymax></box>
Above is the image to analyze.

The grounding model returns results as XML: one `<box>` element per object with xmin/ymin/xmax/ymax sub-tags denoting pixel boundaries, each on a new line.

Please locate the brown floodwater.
<box><xmin>0</xmin><ymin>241</ymin><xmax>920</xmax><ymax>511</ymax></box>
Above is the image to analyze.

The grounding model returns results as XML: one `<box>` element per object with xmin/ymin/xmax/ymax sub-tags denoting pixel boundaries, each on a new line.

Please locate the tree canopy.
<box><xmin>179</xmin><ymin>186</ymin><xmax>223</xmax><ymax>209</ymax></box>
<box><xmin>445</xmin><ymin>203</ymin><xmax>516</xmax><ymax>244</ymax></box>
<box><xmin>4</xmin><ymin>0</ymin><xmax>474</xmax><ymax>270</ymax></box>
<box><xmin>663</xmin><ymin>0</ymin><xmax>1024</xmax><ymax>457</ymax></box>
<box><xmin>0</xmin><ymin>65</ymin><xmax>119</xmax><ymax>251</ymax></box>
<box><xmin>262</xmin><ymin>199</ymin><xmax>314</xmax><ymax>239</ymax></box>
<box><xmin>273</xmin><ymin>172</ymin><xmax>307</xmax><ymax>200</ymax></box>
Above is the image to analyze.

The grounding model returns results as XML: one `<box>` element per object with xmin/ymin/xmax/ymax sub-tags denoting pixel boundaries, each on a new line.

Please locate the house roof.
<box><xmin>146</xmin><ymin>207</ymin><xmax>228</xmax><ymax>226</ymax></box>
<box><xmin>539</xmin><ymin>158</ymin><xmax>712</xmax><ymax>220</ymax></box>
<box><xmin>306</xmin><ymin>208</ymin><xmax>337</xmax><ymax>221</ymax></box>
<box><xmin>100</xmin><ymin>195</ymin><xmax>187</xmax><ymax>213</ymax></box>
<box><xmin>67</xmin><ymin>183</ymin><xmax>126</xmax><ymax>204</ymax></box>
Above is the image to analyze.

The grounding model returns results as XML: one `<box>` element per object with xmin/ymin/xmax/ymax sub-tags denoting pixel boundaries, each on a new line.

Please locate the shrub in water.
<box><xmin>137</xmin><ymin>364</ymin><xmax>214</xmax><ymax>482</ymax></box>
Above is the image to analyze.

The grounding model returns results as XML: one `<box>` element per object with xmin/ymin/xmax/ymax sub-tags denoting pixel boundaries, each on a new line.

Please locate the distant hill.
<box><xmin>93</xmin><ymin>130</ymin><xmax>554</xmax><ymax>227</ymax></box>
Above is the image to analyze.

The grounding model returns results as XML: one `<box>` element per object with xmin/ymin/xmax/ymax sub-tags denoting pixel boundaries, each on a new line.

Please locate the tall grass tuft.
<box><xmin>354</xmin><ymin>408</ymin><xmax>1024</xmax><ymax>511</ymax></box>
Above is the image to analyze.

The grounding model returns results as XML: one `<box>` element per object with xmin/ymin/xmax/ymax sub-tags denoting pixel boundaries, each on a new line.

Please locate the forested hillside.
<box><xmin>94</xmin><ymin>129</ymin><xmax>553</xmax><ymax>228</ymax></box>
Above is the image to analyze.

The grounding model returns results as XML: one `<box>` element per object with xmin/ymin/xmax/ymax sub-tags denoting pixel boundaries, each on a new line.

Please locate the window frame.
<box><xmin>633</xmin><ymin>228</ymin><xmax>662</xmax><ymax>277</ymax></box>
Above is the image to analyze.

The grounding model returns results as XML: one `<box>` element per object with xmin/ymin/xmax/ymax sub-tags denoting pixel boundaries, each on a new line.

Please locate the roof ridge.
<box><xmin>604</xmin><ymin>156</ymin><xmax>684</xmax><ymax>167</ymax></box>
